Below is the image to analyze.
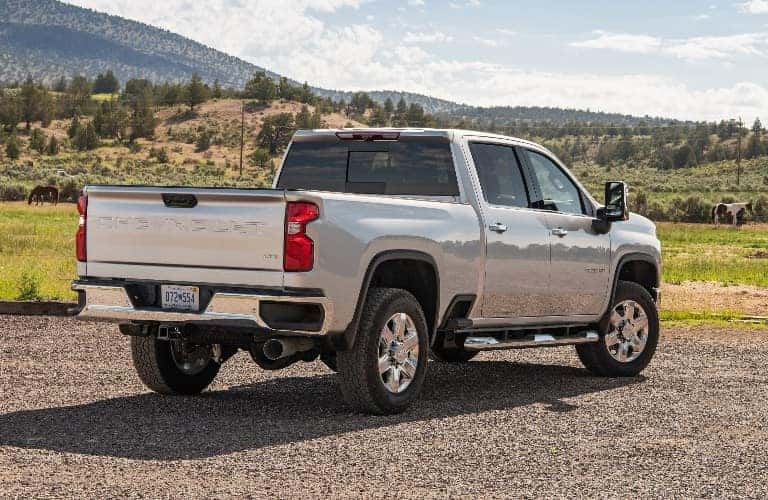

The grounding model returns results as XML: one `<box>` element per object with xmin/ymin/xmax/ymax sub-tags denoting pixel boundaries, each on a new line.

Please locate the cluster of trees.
<box><xmin>631</xmin><ymin>192</ymin><xmax>768</xmax><ymax>223</ymax></box>
<box><xmin>341</xmin><ymin>92</ymin><xmax>433</xmax><ymax>127</ymax></box>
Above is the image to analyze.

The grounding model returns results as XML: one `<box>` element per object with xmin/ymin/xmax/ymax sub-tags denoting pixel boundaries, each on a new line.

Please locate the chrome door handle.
<box><xmin>552</xmin><ymin>228</ymin><xmax>568</xmax><ymax>237</ymax></box>
<box><xmin>489</xmin><ymin>223</ymin><xmax>508</xmax><ymax>233</ymax></box>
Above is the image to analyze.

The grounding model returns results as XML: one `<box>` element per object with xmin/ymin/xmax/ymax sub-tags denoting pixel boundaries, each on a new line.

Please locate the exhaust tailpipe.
<box><xmin>262</xmin><ymin>338</ymin><xmax>315</xmax><ymax>361</ymax></box>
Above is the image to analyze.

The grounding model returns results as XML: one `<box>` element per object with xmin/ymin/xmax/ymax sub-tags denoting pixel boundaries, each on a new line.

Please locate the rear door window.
<box><xmin>278</xmin><ymin>138</ymin><xmax>459</xmax><ymax>196</ymax></box>
<box><xmin>469</xmin><ymin>142</ymin><xmax>530</xmax><ymax>208</ymax></box>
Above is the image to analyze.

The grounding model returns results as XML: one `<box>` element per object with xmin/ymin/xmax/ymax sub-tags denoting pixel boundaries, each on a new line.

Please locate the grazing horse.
<box><xmin>27</xmin><ymin>186</ymin><xmax>59</xmax><ymax>206</ymax></box>
<box><xmin>713</xmin><ymin>202</ymin><xmax>752</xmax><ymax>226</ymax></box>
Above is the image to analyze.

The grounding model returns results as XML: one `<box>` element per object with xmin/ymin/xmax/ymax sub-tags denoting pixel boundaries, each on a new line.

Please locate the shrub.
<box><xmin>29</xmin><ymin>128</ymin><xmax>47</xmax><ymax>154</ymax></box>
<box><xmin>0</xmin><ymin>184</ymin><xmax>28</xmax><ymax>201</ymax></box>
<box><xmin>149</xmin><ymin>147</ymin><xmax>169</xmax><ymax>163</ymax></box>
<box><xmin>59</xmin><ymin>179</ymin><xmax>81</xmax><ymax>202</ymax></box>
<box><xmin>5</xmin><ymin>134</ymin><xmax>20</xmax><ymax>160</ymax></box>
<box><xmin>46</xmin><ymin>136</ymin><xmax>60</xmax><ymax>155</ymax></box>
<box><xmin>16</xmin><ymin>271</ymin><xmax>42</xmax><ymax>301</ymax></box>
<box><xmin>74</xmin><ymin>121</ymin><xmax>99</xmax><ymax>151</ymax></box>
<box><xmin>195</xmin><ymin>130</ymin><xmax>211</xmax><ymax>152</ymax></box>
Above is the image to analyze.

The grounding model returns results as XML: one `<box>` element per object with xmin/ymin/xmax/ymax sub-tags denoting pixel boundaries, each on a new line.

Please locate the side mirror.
<box><xmin>603</xmin><ymin>181</ymin><xmax>629</xmax><ymax>222</ymax></box>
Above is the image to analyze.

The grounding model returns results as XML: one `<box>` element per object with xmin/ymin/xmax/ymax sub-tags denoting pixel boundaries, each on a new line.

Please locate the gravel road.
<box><xmin>1</xmin><ymin>315</ymin><xmax>767</xmax><ymax>498</ymax></box>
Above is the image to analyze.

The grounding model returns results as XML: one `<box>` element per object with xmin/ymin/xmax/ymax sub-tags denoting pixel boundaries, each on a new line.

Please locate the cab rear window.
<box><xmin>277</xmin><ymin>138</ymin><xmax>459</xmax><ymax>196</ymax></box>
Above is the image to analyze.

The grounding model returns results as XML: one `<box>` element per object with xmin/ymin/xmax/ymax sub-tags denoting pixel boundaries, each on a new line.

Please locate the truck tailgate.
<box><xmin>85</xmin><ymin>186</ymin><xmax>286</xmax><ymax>274</ymax></box>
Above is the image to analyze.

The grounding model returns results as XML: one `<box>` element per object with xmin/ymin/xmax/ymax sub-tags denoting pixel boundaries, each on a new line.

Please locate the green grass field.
<box><xmin>1</xmin><ymin>201</ymin><xmax>768</xmax><ymax>302</ymax></box>
<box><xmin>0</xmin><ymin>202</ymin><xmax>77</xmax><ymax>301</ymax></box>
<box><xmin>659</xmin><ymin>223</ymin><xmax>768</xmax><ymax>287</ymax></box>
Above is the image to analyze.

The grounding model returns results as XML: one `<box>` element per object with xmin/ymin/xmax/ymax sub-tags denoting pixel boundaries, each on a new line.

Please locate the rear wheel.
<box><xmin>131</xmin><ymin>332</ymin><xmax>221</xmax><ymax>395</ymax></box>
<box><xmin>576</xmin><ymin>281</ymin><xmax>659</xmax><ymax>377</ymax></box>
<box><xmin>337</xmin><ymin>288</ymin><xmax>429</xmax><ymax>415</ymax></box>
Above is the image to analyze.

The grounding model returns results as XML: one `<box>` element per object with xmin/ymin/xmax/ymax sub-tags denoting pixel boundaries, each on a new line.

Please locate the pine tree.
<box><xmin>29</xmin><ymin>128</ymin><xmax>46</xmax><ymax>154</ymax></box>
<box><xmin>46</xmin><ymin>135</ymin><xmax>60</xmax><ymax>155</ymax></box>
<box><xmin>20</xmin><ymin>77</ymin><xmax>40</xmax><ymax>130</ymax></box>
<box><xmin>244</xmin><ymin>72</ymin><xmax>276</xmax><ymax>106</ymax></box>
<box><xmin>53</xmin><ymin>76</ymin><xmax>67</xmax><ymax>93</ymax></box>
<box><xmin>753</xmin><ymin>118</ymin><xmax>763</xmax><ymax>137</ymax></box>
<box><xmin>129</xmin><ymin>87</ymin><xmax>157</xmax><ymax>140</ymax></box>
<box><xmin>212</xmin><ymin>79</ymin><xmax>222</xmax><ymax>99</ymax></box>
<box><xmin>75</xmin><ymin>121</ymin><xmax>99</xmax><ymax>151</ymax></box>
<box><xmin>5</xmin><ymin>134</ymin><xmax>20</xmax><ymax>160</ymax></box>
<box><xmin>185</xmin><ymin>73</ymin><xmax>208</xmax><ymax>111</ymax></box>
<box><xmin>257</xmin><ymin>113</ymin><xmax>295</xmax><ymax>154</ymax></box>
<box><xmin>295</xmin><ymin>105</ymin><xmax>312</xmax><ymax>129</ymax></box>
<box><xmin>93</xmin><ymin>70</ymin><xmax>119</xmax><ymax>94</ymax></box>
<box><xmin>67</xmin><ymin>115</ymin><xmax>81</xmax><ymax>139</ymax></box>
<box><xmin>384</xmin><ymin>98</ymin><xmax>394</xmax><ymax>115</ymax></box>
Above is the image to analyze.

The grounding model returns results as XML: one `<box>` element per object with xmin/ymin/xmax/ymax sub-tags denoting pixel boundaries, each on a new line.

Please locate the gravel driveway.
<box><xmin>1</xmin><ymin>315</ymin><xmax>767</xmax><ymax>498</ymax></box>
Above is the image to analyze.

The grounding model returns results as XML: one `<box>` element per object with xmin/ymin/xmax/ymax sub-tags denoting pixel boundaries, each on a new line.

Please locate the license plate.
<box><xmin>161</xmin><ymin>285</ymin><xmax>199</xmax><ymax>311</ymax></box>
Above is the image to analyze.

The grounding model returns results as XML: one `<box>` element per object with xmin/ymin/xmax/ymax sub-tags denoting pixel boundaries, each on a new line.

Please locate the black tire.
<box><xmin>576</xmin><ymin>281</ymin><xmax>659</xmax><ymax>377</ymax></box>
<box><xmin>131</xmin><ymin>334</ymin><xmax>220</xmax><ymax>395</ymax></box>
<box><xmin>320</xmin><ymin>352</ymin><xmax>338</xmax><ymax>372</ymax></box>
<box><xmin>431</xmin><ymin>341</ymin><xmax>478</xmax><ymax>363</ymax></box>
<box><xmin>337</xmin><ymin>288</ymin><xmax>429</xmax><ymax>415</ymax></box>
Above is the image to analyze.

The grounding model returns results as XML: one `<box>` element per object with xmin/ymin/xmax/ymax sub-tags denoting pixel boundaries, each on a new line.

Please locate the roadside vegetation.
<box><xmin>0</xmin><ymin>202</ymin><xmax>75</xmax><ymax>301</ymax></box>
<box><xmin>1</xmin><ymin>71</ymin><xmax>768</xmax><ymax>223</ymax></box>
<box><xmin>1</xmin><ymin>200</ymin><xmax>767</xmax><ymax>325</ymax></box>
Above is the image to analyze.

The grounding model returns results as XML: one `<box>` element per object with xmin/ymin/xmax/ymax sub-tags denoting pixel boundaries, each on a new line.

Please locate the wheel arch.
<box><xmin>334</xmin><ymin>250</ymin><xmax>440</xmax><ymax>350</ymax></box>
<box><xmin>611</xmin><ymin>253</ymin><xmax>660</xmax><ymax>305</ymax></box>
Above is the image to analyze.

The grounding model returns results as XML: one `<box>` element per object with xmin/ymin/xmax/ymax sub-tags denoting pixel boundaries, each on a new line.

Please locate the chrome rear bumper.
<box><xmin>72</xmin><ymin>283</ymin><xmax>333</xmax><ymax>336</ymax></box>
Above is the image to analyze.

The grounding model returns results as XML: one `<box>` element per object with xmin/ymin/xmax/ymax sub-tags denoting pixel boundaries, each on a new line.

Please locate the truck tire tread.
<box><xmin>130</xmin><ymin>334</ymin><xmax>220</xmax><ymax>395</ymax></box>
<box><xmin>576</xmin><ymin>280</ymin><xmax>659</xmax><ymax>377</ymax></box>
<box><xmin>337</xmin><ymin>287</ymin><xmax>428</xmax><ymax>415</ymax></box>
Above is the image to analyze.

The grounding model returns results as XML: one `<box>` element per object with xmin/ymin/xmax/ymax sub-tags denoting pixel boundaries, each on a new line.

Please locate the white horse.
<box><xmin>713</xmin><ymin>202</ymin><xmax>752</xmax><ymax>226</ymax></box>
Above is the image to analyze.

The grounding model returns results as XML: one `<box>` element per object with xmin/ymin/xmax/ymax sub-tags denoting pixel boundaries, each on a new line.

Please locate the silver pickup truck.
<box><xmin>73</xmin><ymin>128</ymin><xmax>661</xmax><ymax>414</ymax></box>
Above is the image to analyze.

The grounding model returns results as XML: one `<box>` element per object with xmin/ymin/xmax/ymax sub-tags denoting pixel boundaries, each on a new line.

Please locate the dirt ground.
<box><xmin>1</xmin><ymin>315</ymin><xmax>767</xmax><ymax>498</ymax></box>
<box><xmin>664</xmin><ymin>281</ymin><xmax>768</xmax><ymax>315</ymax></box>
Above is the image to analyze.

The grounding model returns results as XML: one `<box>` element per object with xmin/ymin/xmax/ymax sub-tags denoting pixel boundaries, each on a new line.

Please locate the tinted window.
<box><xmin>276</xmin><ymin>141</ymin><xmax>348</xmax><ymax>192</ymax></box>
<box><xmin>469</xmin><ymin>143</ymin><xmax>529</xmax><ymax>208</ymax></box>
<box><xmin>278</xmin><ymin>139</ymin><xmax>459</xmax><ymax>196</ymax></box>
<box><xmin>526</xmin><ymin>150</ymin><xmax>584</xmax><ymax>215</ymax></box>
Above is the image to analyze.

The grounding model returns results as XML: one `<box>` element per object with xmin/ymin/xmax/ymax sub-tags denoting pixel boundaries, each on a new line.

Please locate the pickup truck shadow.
<box><xmin>0</xmin><ymin>361</ymin><xmax>642</xmax><ymax>460</ymax></box>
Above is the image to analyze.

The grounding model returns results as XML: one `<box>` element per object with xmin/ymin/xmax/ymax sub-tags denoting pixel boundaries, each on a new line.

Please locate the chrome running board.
<box><xmin>464</xmin><ymin>331</ymin><xmax>600</xmax><ymax>351</ymax></box>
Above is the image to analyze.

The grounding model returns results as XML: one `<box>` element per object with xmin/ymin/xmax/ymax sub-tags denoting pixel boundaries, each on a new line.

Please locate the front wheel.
<box><xmin>576</xmin><ymin>281</ymin><xmax>659</xmax><ymax>377</ymax></box>
<box><xmin>131</xmin><ymin>333</ymin><xmax>221</xmax><ymax>395</ymax></box>
<box><xmin>337</xmin><ymin>288</ymin><xmax>429</xmax><ymax>415</ymax></box>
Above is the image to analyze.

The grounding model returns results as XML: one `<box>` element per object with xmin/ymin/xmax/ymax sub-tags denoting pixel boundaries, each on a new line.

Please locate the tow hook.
<box><xmin>157</xmin><ymin>325</ymin><xmax>183</xmax><ymax>341</ymax></box>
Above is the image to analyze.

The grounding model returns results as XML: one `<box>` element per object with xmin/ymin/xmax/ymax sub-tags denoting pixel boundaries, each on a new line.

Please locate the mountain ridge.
<box><xmin>0</xmin><ymin>0</ymin><xmax>677</xmax><ymax>125</ymax></box>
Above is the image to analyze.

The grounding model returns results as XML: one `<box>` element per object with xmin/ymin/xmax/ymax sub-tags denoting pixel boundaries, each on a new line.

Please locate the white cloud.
<box><xmin>664</xmin><ymin>33</ymin><xmax>768</xmax><ymax>59</ymax></box>
<box><xmin>406</xmin><ymin>0</ymin><xmax>425</xmax><ymax>5</ymax></box>
<box><xmin>739</xmin><ymin>0</ymin><xmax>768</xmax><ymax>14</ymax></box>
<box><xmin>67</xmin><ymin>0</ymin><xmax>367</xmax><ymax>56</ymax></box>
<box><xmin>572</xmin><ymin>30</ymin><xmax>768</xmax><ymax>60</ymax></box>
<box><xmin>403</xmin><ymin>31</ymin><xmax>453</xmax><ymax>43</ymax></box>
<box><xmin>65</xmin><ymin>1</ymin><xmax>767</xmax><ymax>122</ymax></box>
<box><xmin>473</xmin><ymin>36</ymin><xmax>501</xmax><ymax>47</ymax></box>
<box><xmin>571</xmin><ymin>31</ymin><xmax>662</xmax><ymax>54</ymax></box>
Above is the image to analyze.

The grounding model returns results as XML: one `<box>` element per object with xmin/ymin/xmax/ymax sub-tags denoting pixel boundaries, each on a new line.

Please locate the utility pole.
<box><xmin>737</xmin><ymin>116</ymin><xmax>743</xmax><ymax>186</ymax></box>
<box><xmin>239</xmin><ymin>101</ymin><xmax>245</xmax><ymax>177</ymax></box>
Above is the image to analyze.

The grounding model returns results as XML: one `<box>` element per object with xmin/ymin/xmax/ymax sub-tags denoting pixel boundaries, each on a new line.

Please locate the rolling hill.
<box><xmin>0</xmin><ymin>0</ymin><xmax>673</xmax><ymax>126</ymax></box>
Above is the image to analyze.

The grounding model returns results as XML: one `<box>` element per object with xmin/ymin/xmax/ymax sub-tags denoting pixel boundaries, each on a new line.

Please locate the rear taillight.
<box><xmin>76</xmin><ymin>194</ymin><xmax>87</xmax><ymax>262</ymax></box>
<box><xmin>284</xmin><ymin>202</ymin><xmax>319</xmax><ymax>272</ymax></box>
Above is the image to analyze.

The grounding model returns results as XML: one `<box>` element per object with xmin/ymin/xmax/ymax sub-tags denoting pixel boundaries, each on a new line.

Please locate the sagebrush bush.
<box><xmin>16</xmin><ymin>271</ymin><xmax>42</xmax><ymax>301</ymax></box>
<box><xmin>0</xmin><ymin>184</ymin><xmax>29</xmax><ymax>201</ymax></box>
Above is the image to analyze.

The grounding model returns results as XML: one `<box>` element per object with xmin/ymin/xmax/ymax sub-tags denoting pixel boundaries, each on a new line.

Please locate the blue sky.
<box><xmin>67</xmin><ymin>0</ymin><xmax>768</xmax><ymax>121</ymax></box>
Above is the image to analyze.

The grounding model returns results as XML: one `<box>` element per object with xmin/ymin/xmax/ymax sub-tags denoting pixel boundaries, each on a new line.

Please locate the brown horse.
<box><xmin>27</xmin><ymin>186</ymin><xmax>59</xmax><ymax>206</ymax></box>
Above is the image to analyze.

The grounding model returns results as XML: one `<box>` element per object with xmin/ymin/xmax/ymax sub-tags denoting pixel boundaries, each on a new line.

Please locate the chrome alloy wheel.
<box><xmin>606</xmin><ymin>300</ymin><xmax>649</xmax><ymax>363</ymax></box>
<box><xmin>170</xmin><ymin>341</ymin><xmax>215</xmax><ymax>376</ymax></box>
<box><xmin>378</xmin><ymin>312</ymin><xmax>420</xmax><ymax>394</ymax></box>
